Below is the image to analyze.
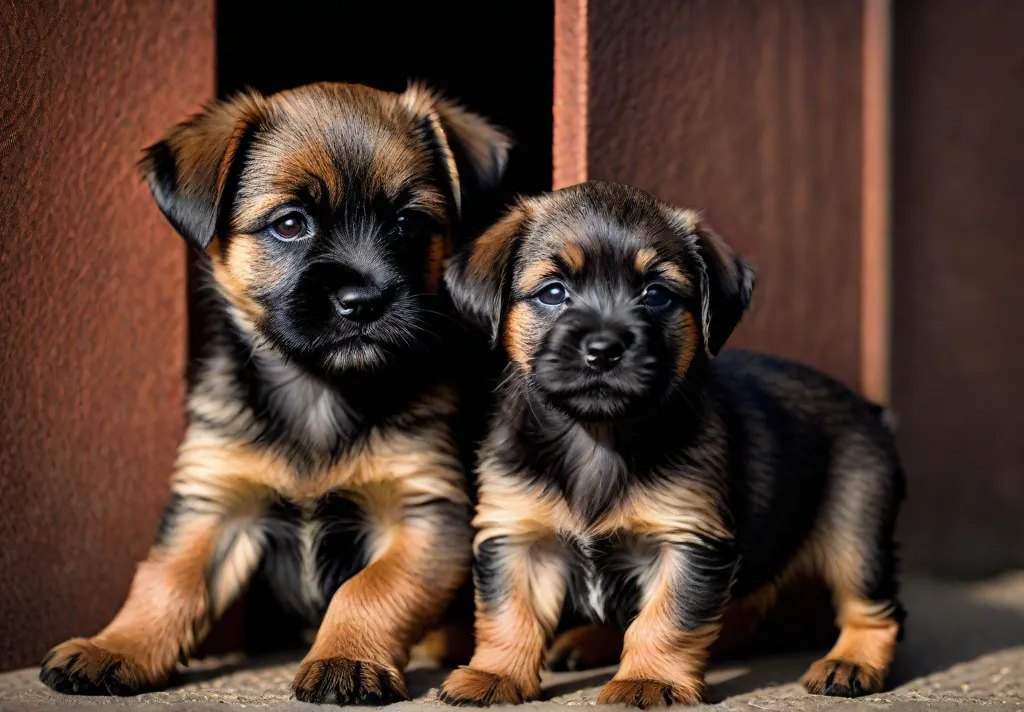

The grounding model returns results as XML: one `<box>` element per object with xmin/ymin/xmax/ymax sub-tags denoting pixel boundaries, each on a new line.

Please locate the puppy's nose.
<box><xmin>334</xmin><ymin>286</ymin><xmax>385</xmax><ymax>323</ymax></box>
<box><xmin>582</xmin><ymin>331</ymin><xmax>628</xmax><ymax>372</ymax></box>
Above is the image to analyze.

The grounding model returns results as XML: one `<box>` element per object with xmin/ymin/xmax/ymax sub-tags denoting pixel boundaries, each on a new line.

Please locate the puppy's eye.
<box><xmin>536</xmin><ymin>282</ymin><xmax>569</xmax><ymax>306</ymax></box>
<box><xmin>270</xmin><ymin>212</ymin><xmax>307</xmax><ymax>241</ymax></box>
<box><xmin>642</xmin><ymin>284</ymin><xmax>673</xmax><ymax>310</ymax></box>
<box><xmin>395</xmin><ymin>211</ymin><xmax>429</xmax><ymax>239</ymax></box>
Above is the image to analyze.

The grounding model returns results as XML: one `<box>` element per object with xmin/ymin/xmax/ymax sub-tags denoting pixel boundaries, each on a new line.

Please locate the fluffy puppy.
<box><xmin>39</xmin><ymin>82</ymin><xmax>509</xmax><ymax>704</ymax></box>
<box><xmin>438</xmin><ymin>181</ymin><xmax>906</xmax><ymax>707</ymax></box>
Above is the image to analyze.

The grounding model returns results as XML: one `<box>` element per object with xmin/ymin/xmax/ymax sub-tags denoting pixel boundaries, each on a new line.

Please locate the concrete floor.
<box><xmin>2</xmin><ymin>573</ymin><xmax>1022</xmax><ymax>712</ymax></box>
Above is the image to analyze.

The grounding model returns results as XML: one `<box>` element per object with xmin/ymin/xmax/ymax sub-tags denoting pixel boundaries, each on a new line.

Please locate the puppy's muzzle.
<box><xmin>581</xmin><ymin>330</ymin><xmax>633</xmax><ymax>372</ymax></box>
<box><xmin>332</xmin><ymin>285</ymin><xmax>388</xmax><ymax>324</ymax></box>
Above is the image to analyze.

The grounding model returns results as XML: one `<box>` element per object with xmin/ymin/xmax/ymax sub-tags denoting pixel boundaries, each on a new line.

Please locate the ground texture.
<box><xmin>2</xmin><ymin>574</ymin><xmax>1022</xmax><ymax>712</ymax></box>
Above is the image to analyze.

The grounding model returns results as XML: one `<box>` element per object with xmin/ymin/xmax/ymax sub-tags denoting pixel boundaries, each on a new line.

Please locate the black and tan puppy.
<box><xmin>39</xmin><ymin>82</ymin><xmax>509</xmax><ymax>704</ymax></box>
<box><xmin>438</xmin><ymin>181</ymin><xmax>906</xmax><ymax>707</ymax></box>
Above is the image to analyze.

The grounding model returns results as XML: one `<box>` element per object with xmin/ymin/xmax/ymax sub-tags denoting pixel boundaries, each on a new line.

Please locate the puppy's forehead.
<box><xmin>238</xmin><ymin>84</ymin><xmax>439</xmax><ymax>214</ymax></box>
<box><xmin>521</xmin><ymin>187</ymin><xmax>681</xmax><ymax>266</ymax></box>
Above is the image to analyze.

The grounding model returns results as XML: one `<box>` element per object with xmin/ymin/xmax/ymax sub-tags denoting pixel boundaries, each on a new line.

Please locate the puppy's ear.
<box><xmin>444</xmin><ymin>204</ymin><xmax>529</xmax><ymax>343</ymax></box>
<box><xmin>139</xmin><ymin>91</ymin><xmax>269</xmax><ymax>252</ymax></box>
<box><xmin>666</xmin><ymin>208</ymin><xmax>756</xmax><ymax>356</ymax></box>
<box><xmin>402</xmin><ymin>83</ymin><xmax>511</xmax><ymax>221</ymax></box>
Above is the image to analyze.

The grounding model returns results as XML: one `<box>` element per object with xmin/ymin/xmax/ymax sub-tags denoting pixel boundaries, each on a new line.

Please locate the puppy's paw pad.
<box><xmin>292</xmin><ymin>657</ymin><xmax>408</xmax><ymax>705</ymax></box>
<box><xmin>598</xmin><ymin>678</ymin><xmax>702</xmax><ymax>708</ymax></box>
<box><xmin>439</xmin><ymin>667</ymin><xmax>528</xmax><ymax>706</ymax></box>
<box><xmin>801</xmin><ymin>659</ymin><xmax>883</xmax><ymax>697</ymax></box>
<box><xmin>546</xmin><ymin>626</ymin><xmax>621</xmax><ymax>672</ymax></box>
<box><xmin>39</xmin><ymin>639</ymin><xmax>151</xmax><ymax>696</ymax></box>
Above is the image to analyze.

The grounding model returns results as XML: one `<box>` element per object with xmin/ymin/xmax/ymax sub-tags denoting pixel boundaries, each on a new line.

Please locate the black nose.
<box><xmin>334</xmin><ymin>286</ymin><xmax>385</xmax><ymax>323</ymax></box>
<box><xmin>582</xmin><ymin>331</ymin><xmax>628</xmax><ymax>371</ymax></box>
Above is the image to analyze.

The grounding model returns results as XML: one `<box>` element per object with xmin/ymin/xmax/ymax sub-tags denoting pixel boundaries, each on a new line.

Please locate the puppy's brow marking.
<box><xmin>634</xmin><ymin>247</ymin><xmax>658</xmax><ymax>274</ymax></box>
<box><xmin>518</xmin><ymin>259</ymin><xmax>559</xmax><ymax>295</ymax></box>
<box><xmin>560</xmin><ymin>242</ymin><xmax>586</xmax><ymax>272</ymax></box>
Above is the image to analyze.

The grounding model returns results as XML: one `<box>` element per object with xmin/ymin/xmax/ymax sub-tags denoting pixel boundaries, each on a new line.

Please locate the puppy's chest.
<box><xmin>560</xmin><ymin>531</ymin><xmax>660</xmax><ymax>627</ymax></box>
<box><xmin>258</xmin><ymin>490</ymin><xmax>384</xmax><ymax>624</ymax></box>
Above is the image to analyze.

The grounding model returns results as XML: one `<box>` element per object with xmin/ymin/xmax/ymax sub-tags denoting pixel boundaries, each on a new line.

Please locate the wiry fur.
<box><xmin>438</xmin><ymin>182</ymin><xmax>906</xmax><ymax>708</ymax></box>
<box><xmin>39</xmin><ymin>82</ymin><xmax>509</xmax><ymax>704</ymax></box>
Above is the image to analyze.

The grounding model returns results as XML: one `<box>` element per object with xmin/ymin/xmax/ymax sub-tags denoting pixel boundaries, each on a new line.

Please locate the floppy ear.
<box><xmin>402</xmin><ymin>82</ymin><xmax>511</xmax><ymax>224</ymax></box>
<box><xmin>444</xmin><ymin>204</ymin><xmax>529</xmax><ymax>344</ymax></box>
<box><xmin>139</xmin><ymin>91</ymin><xmax>269</xmax><ymax>252</ymax></box>
<box><xmin>666</xmin><ymin>208</ymin><xmax>756</xmax><ymax>356</ymax></box>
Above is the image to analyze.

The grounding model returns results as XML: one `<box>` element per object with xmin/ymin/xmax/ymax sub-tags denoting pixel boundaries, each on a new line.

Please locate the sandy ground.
<box><xmin>2</xmin><ymin>573</ymin><xmax>1022</xmax><ymax>711</ymax></box>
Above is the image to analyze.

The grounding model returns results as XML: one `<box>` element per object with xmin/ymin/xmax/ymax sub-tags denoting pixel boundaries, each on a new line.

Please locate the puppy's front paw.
<box><xmin>439</xmin><ymin>667</ymin><xmax>531</xmax><ymax>706</ymax></box>
<box><xmin>39</xmin><ymin>638</ymin><xmax>154</xmax><ymax>696</ymax></box>
<box><xmin>598</xmin><ymin>678</ymin><xmax>703</xmax><ymax>708</ymax></box>
<box><xmin>292</xmin><ymin>657</ymin><xmax>408</xmax><ymax>705</ymax></box>
<box><xmin>801</xmin><ymin>658</ymin><xmax>884</xmax><ymax>697</ymax></box>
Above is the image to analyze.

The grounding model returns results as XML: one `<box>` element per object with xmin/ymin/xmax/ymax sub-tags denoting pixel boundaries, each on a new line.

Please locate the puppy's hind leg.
<box><xmin>801</xmin><ymin>439</ymin><xmax>907</xmax><ymax>698</ymax></box>
<box><xmin>546</xmin><ymin>623</ymin><xmax>623</xmax><ymax>672</ymax></box>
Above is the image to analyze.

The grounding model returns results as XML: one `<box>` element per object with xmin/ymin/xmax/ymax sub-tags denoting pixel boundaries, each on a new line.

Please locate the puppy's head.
<box><xmin>141</xmin><ymin>82</ymin><xmax>509</xmax><ymax>373</ymax></box>
<box><xmin>446</xmin><ymin>181</ymin><xmax>754</xmax><ymax>421</ymax></box>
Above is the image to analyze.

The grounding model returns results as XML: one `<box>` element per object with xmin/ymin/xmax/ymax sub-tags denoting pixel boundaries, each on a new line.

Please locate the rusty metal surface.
<box><xmin>0</xmin><ymin>0</ymin><xmax>212</xmax><ymax>671</ymax></box>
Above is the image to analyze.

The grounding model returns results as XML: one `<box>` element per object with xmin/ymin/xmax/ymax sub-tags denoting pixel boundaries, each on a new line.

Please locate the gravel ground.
<box><xmin>2</xmin><ymin>573</ymin><xmax>1022</xmax><ymax>712</ymax></box>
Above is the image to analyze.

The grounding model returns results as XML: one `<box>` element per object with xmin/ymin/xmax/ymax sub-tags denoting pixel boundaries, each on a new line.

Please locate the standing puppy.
<box><xmin>39</xmin><ymin>82</ymin><xmax>509</xmax><ymax>704</ymax></box>
<box><xmin>439</xmin><ymin>181</ymin><xmax>906</xmax><ymax>707</ymax></box>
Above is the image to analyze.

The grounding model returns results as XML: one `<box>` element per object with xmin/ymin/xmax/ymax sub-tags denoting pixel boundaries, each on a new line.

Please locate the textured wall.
<box><xmin>580</xmin><ymin>0</ymin><xmax>867</xmax><ymax>391</ymax></box>
<box><xmin>891</xmin><ymin>0</ymin><xmax>1024</xmax><ymax>577</ymax></box>
<box><xmin>0</xmin><ymin>1</ymin><xmax>212</xmax><ymax>671</ymax></box>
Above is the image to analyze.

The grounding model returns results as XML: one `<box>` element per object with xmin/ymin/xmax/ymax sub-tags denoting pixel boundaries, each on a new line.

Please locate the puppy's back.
<box><xmin>707</xmin><ymin>349</ymin><xmax>905</xmax><ymax>599</ymax></box>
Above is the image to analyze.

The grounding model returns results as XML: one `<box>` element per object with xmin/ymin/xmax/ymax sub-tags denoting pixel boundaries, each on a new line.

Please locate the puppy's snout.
<box><xmin>333</xmin><ymin>286</ymin><xmax>386</xmax><ymax>323</ymax></box>
<box><xmin>582</xmin><ymin>330</ymin><xmax>632</xmax><ymax>372</ymax></box>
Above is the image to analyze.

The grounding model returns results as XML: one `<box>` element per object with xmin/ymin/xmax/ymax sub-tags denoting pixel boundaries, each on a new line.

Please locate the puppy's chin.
<box><xmin>545</xmin><ymin>389</ymin><xmax>636</xmax><ymax>423</ymax></box>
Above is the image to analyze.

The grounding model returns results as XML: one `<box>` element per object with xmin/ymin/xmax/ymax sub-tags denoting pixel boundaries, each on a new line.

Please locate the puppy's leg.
<box><xmin>439</xmin><ymin>533</ymin><xmax>566</xmax><ymax>705</ymax></box>
<box><xmin>292</xmin><ymin>492</ymin><xmax>471</xmax><ymax>705</ymax></box>
<box><xmin>801</xmin><ymin>454</ymin><xmax>906</xmax><ymax>697</ymax></box>
<box><xmin>546</xmin><ymin>623</ymin><xmax>623</xmax><ymax>672</ymax></box>
<box><xmin>598</xmin><ymin>539</ymin><xmax>736</xmax><ymax>709</ymax></box>
<box><xmin>40</xmin><ymin>481</ymin><xmax>264</xmax><ymax>695</ymax></box>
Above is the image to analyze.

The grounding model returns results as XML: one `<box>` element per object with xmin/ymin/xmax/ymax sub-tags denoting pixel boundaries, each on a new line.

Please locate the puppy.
<box><xmin>438</xmin><ymin>181</ymin><xmax>906</xmax><ymax>707</ymax></box>
<box><xmin>39</xmin><ymin>82</ymin><xmax>509</xmax><ymax>704</ymax></box>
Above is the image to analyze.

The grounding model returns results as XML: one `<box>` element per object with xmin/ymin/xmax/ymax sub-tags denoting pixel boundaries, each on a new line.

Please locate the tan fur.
<box><xmin>425</xmin><ymin>231</ymin><xmax>453</xmax><ymax>294</ymax></box>
<box><xmin>560</xmin><ymin>242</ymin><xmax>585</xmax><ymax>272</ymax></box>
<box><xmin>676</xmin><ymin>312</ymin><xmax>699</xmax><ymax>377</ymax></box>
<box><xmin>635</xmin><ymin>247</ymin><xmax>658</xmax><ymax>274</ymax></box>
<box><xmin>518</xmin><ymin>258</ymin><xmax>559</xmax><ymax>296</ymax></box>
<box><xmin>653</xmin><ymin>262</ymin><xmax>690</xmax><ymax>289</ymax></box>
<box><xmin>465</xmin><ymin>207</ymin><xmax>530</xmax><ymax>283</ymax></box>
<box><xmin>503</xmin><ymin>303</ymin><xmax>535</xmax><ymax>369</ymax></box>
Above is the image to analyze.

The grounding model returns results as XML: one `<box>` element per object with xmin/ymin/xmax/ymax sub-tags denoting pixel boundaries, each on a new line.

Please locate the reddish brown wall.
<box><xmin>0</xmin><ymin>1</ymin><xmax>212</xmax><ymax>671</ymax></box>
<box><xmin>563</xmin><ymin>0</ymin><xmax>868</xmax><ymax>391</ymax></box>
<box><xmin>891</xmin><ymin>0</ymin><xmax>1024</xmax><ymax>577</ymax></box>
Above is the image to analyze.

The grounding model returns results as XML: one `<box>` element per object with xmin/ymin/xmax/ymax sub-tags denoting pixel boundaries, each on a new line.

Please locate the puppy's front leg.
<box><xmin>292</xmin><ymin>492</ymin><xmax>472</xmax><ymax>705</ymax></box>
<box><xmin>598</xmin><ymin>538</ymin><xmax>737</xmax><ymax>709</ymax></box>
<box><xmin>40</xmin><ymin>477</ymin><xmax>264</xmax><ymax>695</ymax></box>
<box><xmin>439</xmin><ymin>531</ymin><xmax>566</xmax><ymax>706</ymax></box>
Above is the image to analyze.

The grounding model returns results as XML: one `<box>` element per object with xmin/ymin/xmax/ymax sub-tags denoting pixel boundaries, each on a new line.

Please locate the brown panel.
<box><xmin>891</xmin><ymin>0</ymin><xmax>1024</xmax><ymax>577</ymax></box>
<box><xmin>860</xmin><ymin>0</ymin><xmax>893</xmax><ymax>404</ymax></box>
<box><xmin>554</xmin><ymin>0</ymin><xmax>589</xmax><ymax>188</ymax></box>
<box><xmin>578</xmin><ymin>0</ymin><xmax>866</xmax><ymax>389</ymax></box>
<box><xmin>0</xmin><ymin>1</ymin><xmax>212</xmax><ymax>670</ymax></box>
